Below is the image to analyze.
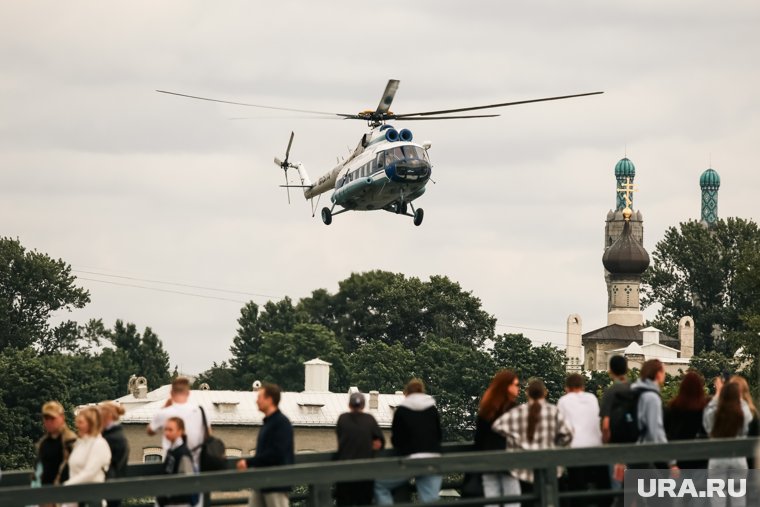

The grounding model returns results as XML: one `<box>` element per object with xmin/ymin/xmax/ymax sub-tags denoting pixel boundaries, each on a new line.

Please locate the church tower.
<box><xmin>605</xmin><ymin>158</ymin><xmax>644</xmax><ymax>310</ymax></box>
<box><xmin>700</xmin><ymin>167</ymin><xmax>721</xmax><ymax>227</ymax></box>
<box><xmin>603</xmin><ymin>204</ymin><xmax>650</xmax><ymax>326</ymax></box>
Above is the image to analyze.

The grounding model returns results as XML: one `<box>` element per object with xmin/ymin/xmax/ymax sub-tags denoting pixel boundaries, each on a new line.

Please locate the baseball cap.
<box><xmin>42</xmin><ymin>401</ymin><xmax>65</xmax><ymax>417</ymax></box>
<box><xmin>349</xmin><ymin>392</ymin><xmax>365</xmax><ymax>408</ymax></box>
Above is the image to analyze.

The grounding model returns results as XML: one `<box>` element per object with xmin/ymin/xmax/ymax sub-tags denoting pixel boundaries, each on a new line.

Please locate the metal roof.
<box><xmin>117</xmin><ymin>387</ymin><xmax>404</xmax><ymax>428</ymax></box>
<box><xmin>582</xmin><ymin>324</ymin><xmax>680</xmax><ymax>348</ymax></box>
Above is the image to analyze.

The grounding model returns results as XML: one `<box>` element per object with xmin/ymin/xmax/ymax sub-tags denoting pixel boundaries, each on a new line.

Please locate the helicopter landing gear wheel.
<box><xmin>321</xmin><ymin>207</ymin><xmax>332</xmax><ymax>225</ymax></box>
<box><xmin>413</xmin><ymin>208</ymin><xmax>424</xmax><ymax>226</ymax></box>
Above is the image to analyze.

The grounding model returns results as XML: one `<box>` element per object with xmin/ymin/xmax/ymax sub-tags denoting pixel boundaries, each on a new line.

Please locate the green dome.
<box><xmin>700</xmin><ymin>168</ymin><xmax>720</xmax><ymax>188</ymax></box>
<box><xmin>614</xmin><ymin>157</ymin><xmax>636</xmax><ymax>178</ymax></box>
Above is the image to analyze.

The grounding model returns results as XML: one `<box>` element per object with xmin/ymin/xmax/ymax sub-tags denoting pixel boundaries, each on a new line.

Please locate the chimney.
<box><xmin>640</xmin><ymin>327</ymin><xmax>660</xmax><ymax>347</ymax></box>
<box><xmin>369</xmin><ymin>390</ymin><xmax>379</xmax><ymax>410</ymax></box>
<box><xmin>130</xmin><ymin>376</ymin><xmax>148</xmax><ymax>399</ymax></box>
<box><xmin>679</xmin><ymin>316</ymin><xmax>695</xmax><ymax>359</ymax></box>
<box><xmin>303</xmin><ymin>358</ymin><xmax>332</xmax><ymax>392</ymax></box>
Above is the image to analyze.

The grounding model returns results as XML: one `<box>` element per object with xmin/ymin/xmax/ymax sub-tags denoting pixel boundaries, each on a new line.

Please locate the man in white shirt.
<box><xmin>557</xmin><ymin>373</ymin><xmax>610</xmax><ymax>507</ymax></box>
<box><xmin>147</xmin><ymin>377</ymin><xmax>207</xmax><ymax>468</ymax></box>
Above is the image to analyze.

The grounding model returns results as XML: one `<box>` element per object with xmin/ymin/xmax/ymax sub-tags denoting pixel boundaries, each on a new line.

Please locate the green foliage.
<box><xmin>490</xmin><ymin>333</ymin><xmax>568</xmax><ymax>403</ymax></box>
<box><xmin>348</xmin><ymin>341</ymin><xmax>416</xmax><ymax>393</ymax></box>
<box><xmin>0</xmin><ymin>237</ymin><xmax>90</xmax><ymax>351</ymax></box>
<box><xmin>0</xmin><ymin>348</ymin><xmax>72</xmax><ymax>469</ymax></box>
<box><xmin>689</xmin><ymin>351</ymin><xmax>737</xmax><ymax>392</ymax></box>
<box><xmin>414</xmin><ymin>335</ymin><xmax>495</xmax><ymax>441</ymax></box>
<box><xmin>247</xmin><ymin>323</ymin><xmax>349</xmax><ymax>392</ymax></box>
<box><xmin>585</xmin><ymin>370</ymin><xmax>612</xmax><ymax>399</ymax></box>
<box><xmin>194</xmin><ymin>362</ymin><xmax>242</xmax><ymax>391</ymax></box>
<box><xmin>295</xmin><ymin>271</ymin><xmax>496</xmax><ymax>351</ymax></box>
<box><xmin>641</xmin><ymin>218</ymin><xmax>760</xmax><ymax>352</ymax></box>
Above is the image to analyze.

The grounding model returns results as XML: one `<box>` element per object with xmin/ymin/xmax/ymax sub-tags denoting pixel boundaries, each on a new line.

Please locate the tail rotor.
<box><xmin>275</xmin><ymin>131</ymin><xmax>296</xmax><ymax>204</ymax></box>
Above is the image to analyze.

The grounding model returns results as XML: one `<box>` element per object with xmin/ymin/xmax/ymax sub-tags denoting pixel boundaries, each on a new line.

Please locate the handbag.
<box><xmin>198</xmin><ymin>406</ymin><xmax>227</xmax><ymax>471</ymax></box>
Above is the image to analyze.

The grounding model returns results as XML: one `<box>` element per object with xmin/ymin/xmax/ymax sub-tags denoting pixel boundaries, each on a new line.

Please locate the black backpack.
<box><xmin>609</xmin><ymin>388</ymin><xmax>644</xmax><ymax>443</ymax></box>
<box><xmin>198</xmin><ymin>406</ymin><xmax>228</xmax><ymax>471</ymax></box>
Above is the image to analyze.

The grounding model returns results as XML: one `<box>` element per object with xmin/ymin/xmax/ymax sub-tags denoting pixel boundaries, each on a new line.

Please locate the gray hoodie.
<box><xmin>631</xmin><ymin>378</ymin><xmax>667</xmax><ymax>444</ymax></box>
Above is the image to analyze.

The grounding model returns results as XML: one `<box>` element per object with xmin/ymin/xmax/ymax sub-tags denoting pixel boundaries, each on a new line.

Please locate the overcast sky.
<box><xmin>2</xmin><ymin>1</ymin><xmax>759</xmax><ymax>376</ymax></box>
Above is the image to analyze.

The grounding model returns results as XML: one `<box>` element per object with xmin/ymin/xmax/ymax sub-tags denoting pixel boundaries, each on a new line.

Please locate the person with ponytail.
<box><xmin>472</xmin><ymin>370</ymin><xmax>520</xmax><ymax>505</ymax></box>
<box><xmin>100</xmin><ymin>401</ymin><xmax>130</xmax><ymax>507</ymax></box>
<box><xmin>492</xmin><ymin>379</ymin><xmax>573</xmax><ymax>493</ymax></box>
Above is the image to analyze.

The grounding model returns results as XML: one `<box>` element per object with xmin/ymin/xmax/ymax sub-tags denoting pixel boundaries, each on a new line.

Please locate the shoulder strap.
<box><xmin>200</xmin><ymin>405</ymin><xmax>211</xmax><ymax>437</ymax></box>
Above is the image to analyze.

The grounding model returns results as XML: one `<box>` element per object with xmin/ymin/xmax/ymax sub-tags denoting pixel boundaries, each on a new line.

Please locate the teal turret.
<box><xmin>700</xmin><ymin>168</ymin><xmax>720</xmax><ymax>227</ymax></box>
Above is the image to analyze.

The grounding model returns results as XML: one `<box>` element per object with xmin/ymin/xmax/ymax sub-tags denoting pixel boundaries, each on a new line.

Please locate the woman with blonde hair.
<box><xmin>728</xmin><ymin>375</ymin><xmax>759</xmax><ymax>467</ymax></box>
<box><xmin>100</xmin><ymin>401</ymin><xmax>130</xmax><ymax>507</ymax></box>
<box><xmin>63</xmin><ymin>406</ymin><xmax>112</xmax><ymax>506</ymax></box>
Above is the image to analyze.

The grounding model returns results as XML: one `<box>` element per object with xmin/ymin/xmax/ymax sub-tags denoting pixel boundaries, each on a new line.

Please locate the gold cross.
<box><xmin>617</xmin><ymin>177</ymin><xmax>637</xmax><ymax>209</ymax></box>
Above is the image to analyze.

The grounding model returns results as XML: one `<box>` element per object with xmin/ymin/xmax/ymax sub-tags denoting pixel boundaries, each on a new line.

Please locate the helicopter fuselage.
<box><xmin>301</xmin><ymin>125</ymin><xmax>432</xmax><ymax>213</ymax></box>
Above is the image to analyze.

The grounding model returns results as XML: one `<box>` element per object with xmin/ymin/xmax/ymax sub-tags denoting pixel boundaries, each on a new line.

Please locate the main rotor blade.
<box><xmin>156</xmin><ymin>90</ymin><xmax>356</xmax><ymax>118</ymax></box>
<box><xmin>375</xmin><ymin>79</ymin><xmax>400</xmax><ymax>115</ymax></box>
<box><xmin>285</xmin><ymin>131</ymin><xmax>294</xmax><ymax>164</ymax></box>
<box><xmin>394</xmin><ymin>114</ymin><xmax>501</xmax><ymax>120</ymax></box>
<box><xmin>392</xmin><ymin>91</ymin><xmax>604</xmax><ymax>118</ymax></box>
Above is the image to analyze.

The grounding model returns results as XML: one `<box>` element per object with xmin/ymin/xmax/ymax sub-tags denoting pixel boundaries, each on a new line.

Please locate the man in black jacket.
<box><xmin>236</xmin><ymin>384</ymin><xmax>294</xmax><ymax>507</ymax></box>
<box><xmin>374</xmin><ymin>379</ymin><xmax>442</xmax><ymax>505</ymax></box>
<box><xmin>335</xmin><ymin>392</ymin><xmax>385</xmax><ymax>506</ymax></box>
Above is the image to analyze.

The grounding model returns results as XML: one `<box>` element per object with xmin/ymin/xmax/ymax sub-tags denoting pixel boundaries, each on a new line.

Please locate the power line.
<box><xmin>77</xmin><ymin>277</ymin><xmax>249</xmax><ymax>304</ymax></box>
<box><xmin>73</xmin><ymin>269</ymin><xmax>279</xmax><ymax>300</ymax></box>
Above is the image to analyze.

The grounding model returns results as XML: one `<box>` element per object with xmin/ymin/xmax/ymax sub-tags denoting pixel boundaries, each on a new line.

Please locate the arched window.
<box><xmin>143</xmin><ymin>447</ymin><xmax>163</xmax><ymax>463</ymax></box>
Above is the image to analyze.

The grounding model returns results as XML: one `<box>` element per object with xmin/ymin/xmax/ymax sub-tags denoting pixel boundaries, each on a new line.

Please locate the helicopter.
<box><xmin>157</xmin><ymin>81</ymin><xmax>602</xmax><ymax>226</ymax></box>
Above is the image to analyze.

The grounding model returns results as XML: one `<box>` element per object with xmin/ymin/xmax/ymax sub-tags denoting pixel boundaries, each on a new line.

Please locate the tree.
<box><xmin>247</xmin><ymin>323</ymin><xmax>349</xmax><ymax>392</ymax></box>
<box><xmin>0</xmin><ymin>348</ymin><xmax>72</xmax><ymax>469</ymax></box>
<box><xmin>413</xmin><ymin>335</ymin><xmax>495</xmax><ymax>441</ymax></box>
<box><xmin>490</xmin><ymin>334</ymin><xmax>568</xmax><ymax>402</ymax></box>
<box><xmin>298</xmin><ymin>271</ymin><xmax>496</xmax><ymax>351</ymax></box>
<box><xmin>108</xmin><ymin>320</ymin><xmax>170</xmax><ymax>391</ymax></box>
<box><xmin>688</xmin><ymin>351</ymin><xmax>737</xmax><ymax>392</ymax></box>
<box><xmin>194</xmin><ymin>362</ymin><xmax>240</xmax><ymax>391</ymax></box>
<box><xmin>0</xmin><ymin>237</ymin><xmax>90</xmax><ymax>350</ymax></box>
<box><xmin>641</xmin><ymin>218</ymin><xmax>760</xmax><ymax>352</ymax></box>
<box><xmin>348</xmin><ymin>341</ymin><xmax>416</xmax><ymax>393</ymax></box>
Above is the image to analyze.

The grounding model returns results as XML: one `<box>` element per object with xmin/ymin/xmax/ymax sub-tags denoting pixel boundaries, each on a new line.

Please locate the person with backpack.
<box><xmin>629</xmin><ymin>359</ymin><xmax>678</xmax><ymax>472</ymax></box>
<box><xmin>157</xmin><ymin>417</ymin><xmax>198</xmax><ymax>507</ymax></box>
<box><xmin>148</xmin><ymin>377</ymin><xmax>208</xmax><ymax>470</ymax></box>
<box><xmin>598</xmin><ymin>356</ymin><xmax>629</xmax><ymax>490</ymax></box>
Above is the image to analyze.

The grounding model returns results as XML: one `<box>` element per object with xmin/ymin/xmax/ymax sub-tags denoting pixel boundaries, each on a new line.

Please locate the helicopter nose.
<box><xmin>385</xmin><ymin>159</ymin><xmax>431</xmax><ymax>183</ymax></box>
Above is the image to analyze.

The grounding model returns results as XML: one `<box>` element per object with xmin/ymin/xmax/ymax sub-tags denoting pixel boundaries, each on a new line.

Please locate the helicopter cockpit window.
<box><xmin>402</xmin><ymin>146</ymin><xmax>428</xmax><ymax>161</ymax></box>
<box><xmin>386</xmin><ymin>147</ymin><xmax>404</xmax><ymax>164</ymax></box>
<box><xmin>376</xmin><ymin>153</ymin><xmax>384</xmax><ymax>168</ymax></box>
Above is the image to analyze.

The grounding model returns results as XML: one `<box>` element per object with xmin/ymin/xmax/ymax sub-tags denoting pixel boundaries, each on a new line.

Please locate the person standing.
<box><xmin>374</xmin><ymin>379</ymin><xmax>443</xmax><ymax>505</ymax></box>
<box><xmin>100</xmin><ymin>401</ymin><xmax>130</xmax><ymax>507</ymax></box>
<box><xmin>728</xmin><ymin>375</ymin><xmax>759</xmax><ymax>468</ymax></box>
<box><xmin>334</xmin><ymin>392</ymin><xmax>385</xmax><ymax>506</ymax></box>
<box><xmin>474</xmin><ymin>370</ymin><xmax>520</xmax><ymax>507</ymax></box>
<box><xmin>148</xmin><ymin>377</ymin><xmax>207</xmax><ymax>469</ymax></box>
<box><xmin>631</xmin><ymin>359</ymin><xmax>678</xmax><ymax>473</ymax></box>
<box><xmin>599</xmin><ymin>356</ymin><xmax>630</xmax><ymax>444</ymax></box>
<box><xmin>236</xmin><ymin>384</ymin><xmax>294</xmax><ymax>507</ymax></box>
<box><xmin>598</xmin><ymin>356</ymin><xmax>629</xmax><ymax>489</ymax></box>
<box><xmin>703</xmin><ymin>379</ymin><xmax>752</xmax><ymax>470</ymax></box>
<box><xmin>157</xmin><ymin>417</ymin><xmax>198</xmax><ymax>507</ymax></box>
<box><xmin>33</xmin><ymin>401</ymin><xmax>77</xmax><ymax>488</ymax></box>
<box><xmin>492</xmin><ymin>379</ymin><xmax>573</xmax><ymax>498</ymax></box>
<box><xmin>62</xmin><ymin>407</ymin><xmax>112</xmax><ymax>507</ymax></box>
<box><xmin>557</xmin><ymin>373</ymin><xmax>609</xmax><ymax>507</ymax></box>
<box><xmin>664</xmin><ymin>371</ymin><xmax>708</xmax><ymax>469</ymax></box>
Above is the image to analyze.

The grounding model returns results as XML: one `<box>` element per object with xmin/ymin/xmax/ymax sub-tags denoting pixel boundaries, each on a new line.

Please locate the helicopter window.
<box><xmin>376</xmin><ymin>153</ymin><xmax>384</xmax><ymax>168</ymax></box>
<box><xmin>386</xmin><ymin>147</ymin><xmax>404</xmax><ymax>163</ymax></box>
